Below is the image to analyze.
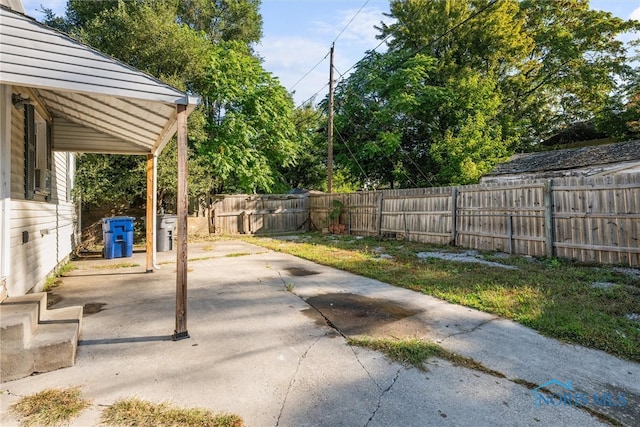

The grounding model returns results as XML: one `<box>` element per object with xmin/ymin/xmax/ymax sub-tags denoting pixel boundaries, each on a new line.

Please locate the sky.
<box><xmin>20</xmin><ymin>0</ymin><xmax>640</xmax><ymax>106</ymax></box>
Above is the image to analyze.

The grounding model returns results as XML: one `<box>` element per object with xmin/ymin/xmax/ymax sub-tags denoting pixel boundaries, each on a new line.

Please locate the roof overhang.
<box><xmin>0</xmin><ymin>5</ymin><xmax>200</xmax><ymax>155</ymax></box>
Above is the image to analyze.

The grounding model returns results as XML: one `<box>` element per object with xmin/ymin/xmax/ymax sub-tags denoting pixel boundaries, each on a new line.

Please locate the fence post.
<box><xmin>507</xmin><ymin>213</ymin><xmax>513</xmax><ymax>254</ymax></box>
<box><xmin>544</xmin><ymin>180</ymin><xmax>554</xmax><ymax>258</ymax></box>
<box><xmin>450</xmin><ymin>187</ymin><xmax>458</xmax><ymax>246</ymax></box>
<box><xmin>377</xmin><ymin>191</ymin><xmax>384</xmax><ymax>236</ymax></box>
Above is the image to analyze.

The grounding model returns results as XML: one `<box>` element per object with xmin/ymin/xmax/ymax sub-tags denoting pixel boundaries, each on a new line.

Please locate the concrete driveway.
<box><xmin>1</xmin><ymin>240</ymin><xmax>638</xmax><ymax>426</ymax></box>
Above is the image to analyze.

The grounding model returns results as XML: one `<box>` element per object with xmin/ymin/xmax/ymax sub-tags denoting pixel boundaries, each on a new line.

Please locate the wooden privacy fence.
<box><xmin>209</xmin><ymin>194</ymin><xmax>308</xmax><ymax>235</ymax></box>
<box><xmin>308</xmin><ymin>174</ymin><xmax>640</xmax><ymax>267</ymax></box>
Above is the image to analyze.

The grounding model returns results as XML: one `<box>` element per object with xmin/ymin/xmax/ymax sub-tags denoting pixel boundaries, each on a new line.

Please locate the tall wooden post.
<box><xmin>327</xmin><ymin>43</ymin><xmax>335</xmax><ymax>193</ymax></box>
<box><xmin>145</xmin><ymin>154</ymin><xmax>154</xmax><ymax>273</ymax></box>
<box><xmin>174</xmin><ymin>104</ymin><xmax>189</xmax><ymax>340</ymax></box>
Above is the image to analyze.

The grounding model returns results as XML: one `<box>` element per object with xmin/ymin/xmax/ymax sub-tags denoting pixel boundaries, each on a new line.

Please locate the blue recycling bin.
<box><xmin>102</xmin><ymin>216</ymin><xmax>135</xmax><ymax>259</ymax></box>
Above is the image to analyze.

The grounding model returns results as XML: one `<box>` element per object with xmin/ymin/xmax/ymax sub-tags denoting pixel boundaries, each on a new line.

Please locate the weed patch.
<box><xmin>10</xmin><ymin>387</ymin><xmax>90</xmax><ymax>427</ymax></box>
<box><xmin>101</xmin><ymin>398</ymin><xmax>243</xmax><ymax>427</ymax></box>
<box><xmin>349</xmin><ymin>337</ymin><xmax>504</xmax><ymax>377</ymax></box>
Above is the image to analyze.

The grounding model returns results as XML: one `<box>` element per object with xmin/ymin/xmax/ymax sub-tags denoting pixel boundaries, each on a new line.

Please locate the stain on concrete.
<box><xmin>285</xmin><ymin>267</ymin><xmax>320</xmax><ymax>276</ymax></box>
<box><xmin>303</xmin><ymin>293</ymin><xmax>425</xmax><ymax>339</ymax></box>
<box><xmin>46</xmin><ymin>292</ymin><xmax>63</xmax><ymax>308</ymax></box>
<box><xmin>83</xmin><ymin>302</ymin><xmax>107</xmax><ymax>316</ymax></box>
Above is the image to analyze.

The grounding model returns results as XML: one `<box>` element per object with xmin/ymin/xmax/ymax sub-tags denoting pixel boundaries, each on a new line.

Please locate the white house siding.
<box><xmin>7</xmin><ymin>95</ymin><xmax>76</xmax><ymax>297</ymax></box>
<box><xmin>52</xmin><ymin>151</ymin><xmax>76</xmax><ymax>262</ymax></box>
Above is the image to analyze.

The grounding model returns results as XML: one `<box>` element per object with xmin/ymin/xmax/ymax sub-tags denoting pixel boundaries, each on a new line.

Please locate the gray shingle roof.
<box><xmin>487</xmin><ymin>140</ymin><xmax>640</xmax><ymax>176</ymax></box>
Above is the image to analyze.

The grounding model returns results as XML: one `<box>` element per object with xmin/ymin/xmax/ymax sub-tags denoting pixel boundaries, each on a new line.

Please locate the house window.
<box><xmin>23</xmin><ymin>105</ymin><xmax>52</xmax><ymax>201</ymax></box>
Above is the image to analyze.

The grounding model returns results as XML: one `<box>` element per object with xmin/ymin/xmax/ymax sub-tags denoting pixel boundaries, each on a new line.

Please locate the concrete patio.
<box><xmin>1</xmin><ymin>240</ymin><xmax>638</xmax><ymax>426</ymax></box>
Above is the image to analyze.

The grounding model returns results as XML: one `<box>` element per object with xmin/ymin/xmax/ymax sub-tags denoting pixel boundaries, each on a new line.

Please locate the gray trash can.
<box><xmin>157</xmin><ymin>214</ymin><xmax>177</xmax><ymax>252</ymax></box>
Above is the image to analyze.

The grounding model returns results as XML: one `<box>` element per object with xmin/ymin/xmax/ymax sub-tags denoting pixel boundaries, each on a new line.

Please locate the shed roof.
<box><xmin>0</xmin><ymin>5</ymin><xmax>199</xmax><ymax>154</ymax></box>
<box><xmin>486</xmin><ymin>140</ymin><xmax>640</xmax><ymax>177</ymax></box>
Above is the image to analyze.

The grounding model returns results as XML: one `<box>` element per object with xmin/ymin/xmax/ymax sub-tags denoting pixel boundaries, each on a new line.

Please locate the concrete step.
<box><xmin>0</xmin><ymin>293</ymin><xmax>46</xmax><ymax>346</ymax></box>
<box><xmin>0</xmin><ymin>293</ymin><xmax>83</xmax><ymax>382</ymax></box>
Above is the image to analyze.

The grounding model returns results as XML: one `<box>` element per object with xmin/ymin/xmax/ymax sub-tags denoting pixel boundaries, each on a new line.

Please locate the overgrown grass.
<box><xmin>101</xmin><ymin>398</ymin><xmax>243</xmax><ymax>427</ymax></box>
<box><xmin>349</xmin><ymin>337</ymin><xmax>504</xmax><ymax>376</ymax></box>
<box><xmin>10</xmin><ymin>387</ymin><xmax>90</xmax><ymax>427</ymax></box>
<box><xmin>42</xmin><ymin>263</ymin><xmax>77</xmax><ymax>291</ymax></box>
<box><xmin>244</xmin><ymin>233</ymin><xmax>640</xmax><ymax>362</ymax></box>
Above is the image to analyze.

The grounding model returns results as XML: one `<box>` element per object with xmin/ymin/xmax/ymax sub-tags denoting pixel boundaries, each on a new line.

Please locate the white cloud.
<box><xmin>630</xmin><ymin>6</ymin><xmax>640</xmax><ymax>21</ymax></box>
<box><xmin>314</xmin><ymin>7</ymin><xmax>387</xmax><ymax>47</ymax></box>
<box><xmin>256</xmin><ymin>36</ymin><xmax>332</xmax><ymax>105</ymax></box>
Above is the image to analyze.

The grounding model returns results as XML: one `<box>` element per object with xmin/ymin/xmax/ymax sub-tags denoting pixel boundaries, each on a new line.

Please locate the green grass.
<box><xmin>224</xmin><ymin>252</ymin><xmax>252</xmax><ymax>257</ymax></box>
<box><xmin>10</xmin><ymin>387</ymin><xmax>90</xmax><ymax>426</ymax></box>
<box><xmin>101</xmin><ymin>398</ymin><xmax>243</xmax><ymax>427</ymax></box>
<box><xmin>243</xmin><ymin>233</ymin><xmax>640</xmax><ymax>362</ymax></box>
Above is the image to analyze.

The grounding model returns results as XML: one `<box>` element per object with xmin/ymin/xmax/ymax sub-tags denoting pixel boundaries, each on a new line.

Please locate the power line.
<box><xmin>332</xmin><ymin>0</ymin><xmax>371</xmax><ymax>45</ymax></box>
<box><xmin>291</xmin><ymin>50</ymin><xmax>330</xmax><ymax>91</ymax></box>
<box><xmin>289</xmin><ymin>0</ymin><xmax>371</xmax><ymax>98</ymax></box>
<box><xmin>295</xmin><ymin>82</ymin><xmax>330</xmax><ymax>109</ymax></box>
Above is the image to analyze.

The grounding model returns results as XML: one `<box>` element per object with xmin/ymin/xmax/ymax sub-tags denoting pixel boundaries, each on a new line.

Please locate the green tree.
<box><xmin>333</xmin><ymin>47</ymin><xmax>511</xmax><ymax>186</ymax></box>
<box><xmin>176</xmin><ymin>0</ymin><xmax>262</xmax><ymax>45</ymax></box>
<box><xmin>75</xmin><ymin>154</ymin><xmax>145</xmax><ymax>209</ymax></box>
<box><xmin>197</xmin><ymin>41</ymin><xmax>299</xmax><ymax>193</ymax></box>
<box><xmin>77</xmin><ymin>1</ymin><xmax>211</xmax><ymax>88</ymax></box>
<box><xmin>277</xmin><ymin>103</ymin><xmax>327</xmax><ymax>191</ymax></box>
<box><xmin>507</xmin><ymin>0</ymin><xmax>638</xmax><ymax>145</ymax></box>
<box><xmin>333</xmin><ymin>0</ymin><xmax>638</xmax><ymax>187</ymax></box>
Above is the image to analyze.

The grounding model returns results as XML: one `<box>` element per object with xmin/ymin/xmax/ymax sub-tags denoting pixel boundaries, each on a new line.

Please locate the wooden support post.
<box><xmin>145</xmin><ymin>154</ymin><xmax>154</xmax><ymax>273</ymax></box>
<box><xmin>174</xmin><ymin>104</ymin><xmax>189</xmax><ymax>340</ymax></box>
<box><xmin>450</xmin><ymin>187</ymin><xmax>458</xmax><ymax>246</ymax></box>
<box><xmin>544</xmin><ymin>180</ymin><xmax>555</xmax><ymax>259</ymax></box>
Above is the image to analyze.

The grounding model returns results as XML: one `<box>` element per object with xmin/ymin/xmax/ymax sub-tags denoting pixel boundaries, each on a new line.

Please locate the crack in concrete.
<box><xmin>275</xmin><ymin>335</ymin><xmax>323</xmax><ymax>427</ymax></box>
<box><xmin>272</xmin><ymin>263</ymin><xmax>383</xmax><ymax>391</ymax></box>
<box><xmin>440</xmin><ymin>316</ymin><xmax>499</xmax><ymax>341</ymax></box>
<box><xmin>299</xmin><ymin>297</ymin><xmax>384</xmax><ymax>390</ymax></box>
<box><xmin>364</xmin><ymin>367</ymin><xmax>401</xmax><ymax>427</ymax></box>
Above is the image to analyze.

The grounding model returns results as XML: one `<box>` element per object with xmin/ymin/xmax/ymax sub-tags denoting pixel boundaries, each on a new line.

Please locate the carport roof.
<box><xmin>0</xmin><ymin>4</ymin><xmax>200</xmax><ymax>155</ymax></box>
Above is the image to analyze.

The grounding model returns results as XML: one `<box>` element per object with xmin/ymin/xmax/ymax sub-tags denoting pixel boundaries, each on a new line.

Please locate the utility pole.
<box><xmin>327</xmin><ymin>43</ymin><xmax>335</xmax><ymax>193</ymax></box>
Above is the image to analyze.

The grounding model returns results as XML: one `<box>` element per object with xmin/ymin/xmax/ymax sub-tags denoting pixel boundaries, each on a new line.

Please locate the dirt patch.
<box><xmin>303</xmin><ymin>293</ymin><xmax>425</xmax><ymax>339</ymax></box>
<box><xmin>285</xmin><ymin>267</ymin><xmax>320</xmax><ymax>276</ymax></box>
<box><xmin>83</xmin><ymin>302</ymin><xmax>107</xmax><ymax>316</ymax></box>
